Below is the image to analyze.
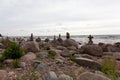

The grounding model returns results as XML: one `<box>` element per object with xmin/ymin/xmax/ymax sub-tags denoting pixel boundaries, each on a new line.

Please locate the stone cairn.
<box><xmin>53</xmin><ymin>35</ymin><xmax>56</xmax><ymax>41</ymax></box>
<box><xmin>0</xmin><ymin>33</ymin><xmax>2</xmax><ymax>37</ymax></box>
<box><xmin>66</xmin><ymin>32</ymin><xmax>70</xmax><ymax>39</ymax></box>
<box><xmin>45</xmin><ymin>38</ymin><xmax>49</xmax><ymax>43</ymax></box>
<box><xmin>57</xmin><ymin>34</ymin><xmax>63</xmax><ymax>43</ymax></box>
<box><xmin>36</xmin><ymin>37</ymin><xmax>41</xmax><ymax>42</ymax></box>
<box><xmin>88</xmin><ymin>35</ymin><xmax>94</xmax><ymax>45</ymax></box>
<box><xmin>30</xmin><ymin>33</ymin><xmax>34</xmax><ymax>41</ymax></box>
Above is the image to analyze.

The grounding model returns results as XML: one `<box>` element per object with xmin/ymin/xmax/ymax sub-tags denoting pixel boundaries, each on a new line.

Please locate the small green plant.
<box><xmin>47</xmin><ymin>50</ymin><xmax>56</xmax><ymax>59</ymax></box>
<box><xmin>101</xmin><ymin>57</ymin><xmax>116</xmax><ymax>80</ymax></box>
<box><xmin>2</xmin><ymin>41</ymin><xmax>24</xmax><ymax>59</ymax></box>
<box><xmin>12</xmin><ymin>59</ymin><xmax>20</xmax><ymax>68</ymax></box>
<box><xmin>69</xmin><ymin>55</ymin><xmax>75</xmax><ymax>61</ymax></box>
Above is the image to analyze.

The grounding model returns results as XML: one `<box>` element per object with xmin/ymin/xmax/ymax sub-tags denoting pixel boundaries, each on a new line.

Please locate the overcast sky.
<box><xmin>0</xmin><ymin>0</ymin><xmax>120</xmax><ymax>36</ymax></box>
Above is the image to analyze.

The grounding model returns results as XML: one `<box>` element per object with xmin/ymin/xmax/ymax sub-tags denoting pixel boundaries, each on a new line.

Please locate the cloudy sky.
<box><xmin>0</xmin><ymin>0</ymin><xmax>120</xmax><ymax>36</ymax></box>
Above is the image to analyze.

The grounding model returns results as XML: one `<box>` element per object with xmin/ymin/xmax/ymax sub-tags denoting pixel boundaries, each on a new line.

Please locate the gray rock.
<box><xmin>42</xmin><ymin>71</ymin><xmax>58</xmax><ymax>80</ymax></box>
<box><xmin>39</xmin><ymin>51</ymin><xmax>49</xmax><ymax>58</ymax></box>
<box><xmin>60</xmin><ymin>50</ymin><xmax>74</xmax><ymax>57</ymax></box>
<box><xmin>20</xmin><ymin>52</ymin><xmax>36</xmax><ymax>63</ymax></box>
<box><xmin>58</xmin><ymin>74</ymin><xmax>73</xmax><ymax>80</ymax></box>
<box><xmin>0</xmin><ymin>70</ymin><xmax>7</xmax><ymax>80</ymax></box>
<box><xmin>79</xmin><ymin>44</ymin><xmax>103</xmax><ymax>57</ymax></box>
<box><xmin>74</xmin><ymin>57</ymin><xmax>101</xmax><ymax>70</ymax></box>
<box><xmin>77</xmin><ymin>72</ymin><xmax>111</xmax><ymax>80</ymax></box>
<box><xmin>21</xmin><ymin>41</ymin><xmax>40</xmax><ymax>53</ymax></box>
<box><xmin>56</xmin><ymin>46</ymin><xmax>67</xmax><ymax>50</ymax></box>
<box><xmin>20</xmin><ymin>62</ymin><xmax>26</xmax><ymax>69</ymax></box>
<box><xmin>33</xmin><ymin>60</ymin><xmax>47</xmax><ymax>69</ymax></box>
<box><xmin>63</xmin><ymin>39</ymin><xmax>78</xmax><ymax>48</ymax></box>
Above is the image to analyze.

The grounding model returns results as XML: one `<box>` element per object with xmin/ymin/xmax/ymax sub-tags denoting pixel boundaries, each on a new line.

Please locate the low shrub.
<box><xmin>2</xmin><ymin>41</ymin><xmax>24</xmax><ymax>59</ymax></box>
<box><xmin>12</xmin><ymin>59</ymin><xmax>20</xmax><ymax>68</ymax></box>
<box><xmin>69</xmin><ymin>55</ymin><xmax>75</xmax><ymax>61</ymax></box>
<box><xmin>101</xmin><ymin>57</ymin><xmax>116</xmax><ymax>80</ymax></box>
<box><xmin>47</xmin><ymin>50</ymin><xmax>56</xmax><ymax>59</ymax></box>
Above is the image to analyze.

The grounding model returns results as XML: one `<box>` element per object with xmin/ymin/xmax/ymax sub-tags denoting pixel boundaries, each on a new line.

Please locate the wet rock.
<box><xmin>58</xmin><ymin>74</ymin><xmax>73</xmax><ymax>80</ymax></box>
<box><xmin>77</xmin><ymin>72</ymin><xmax>111</xmax><ymax>80</ymax></box>
<box><xmin>74</xmin><ymin>57</ymin><xmax>101</xmax><ymax>70</ymax></box>
<box><xmin>79</xmin><ymin>44</ymin><xmax>103</xmax><ymax>57</ymax></box>
<box><xmin>0</xmin><ymin>70</ymin><xmax>7</xmax><ymax>80</ymax></box>
<box><xmin>21</xmin><ymin>41</ymin><xmax>40</xmax><ymax>53</ymax></box>
<box><xmin>42</xmin><ymin>71</ymin><xmax>57</xmax><ymax>80</ymax></box>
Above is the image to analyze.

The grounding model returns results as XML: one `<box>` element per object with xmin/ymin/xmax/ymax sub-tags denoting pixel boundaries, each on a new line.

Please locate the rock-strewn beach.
<box><xmin>0</xmin><ymin>33</ymin><xmax>120</xmax><ymax>80</ymax></box>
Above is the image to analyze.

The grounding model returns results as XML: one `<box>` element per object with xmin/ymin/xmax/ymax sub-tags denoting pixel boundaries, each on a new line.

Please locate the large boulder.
<box><xmin>42</xmin><ymin>71</ymin><xmax>57</xmax><ymax>80</ymax></box>
<box><xmin>0</xmin><ymin>70</ymin><xmax>7</xmax><ymax>80</ymax></box>
<box><xmin>74</xmin><ymin>57</ymin><xmax>101</xmax><ymax>70</ymax></box>
<box><xmin>99</xmin><ymin>43</ymin><xmax>120</xmax><ymax>52</ymax></box>
<box><xmin>21</xmin><ymin>41</ymin><xmax>40</xmax><ymax>53</ymax></box>
<box><xmin>77</xmin><ymin>72</ymin><xmax>111</xmax><ymax>80</ymax></box>
<box><xmin>63</xmin><ymin>39</ymin><xmax>78</xmax><ymax>49</ymax></box>
<box><xmin>79</xmin><ymin>44</ymin><xmax>103</xmax><ymax>57</ymax></box>
<box><xmin>20</xmin><ymin>52</ymin><xmax>36</xmax><ymax>63</ymax></box>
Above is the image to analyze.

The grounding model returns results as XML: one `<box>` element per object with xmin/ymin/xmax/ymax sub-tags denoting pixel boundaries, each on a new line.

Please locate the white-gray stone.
<box><xmin>58</xmin><ymin>74</ymin><xmax>73</xmax><ymax>80</ymax></box>
<box><xmin>42</xmin><ymin>71</ymin><xmax>58</xmax><ymax>80</ymax></box>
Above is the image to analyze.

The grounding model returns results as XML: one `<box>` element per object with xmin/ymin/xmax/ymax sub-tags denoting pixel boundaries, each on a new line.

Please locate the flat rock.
<box><xmin>74</xmin><ymin>57</ymin><xmax>101</xmax><ymax>70</ymax></box>
<box><xmin>79</xmin><ymin>44</ymin><xmax>103</xmax><ymax>57</ymax></box>
<box><xmin>77</xmin><ymin>72</ymin><xmax>111</xmax><ymax>80</ymax></box>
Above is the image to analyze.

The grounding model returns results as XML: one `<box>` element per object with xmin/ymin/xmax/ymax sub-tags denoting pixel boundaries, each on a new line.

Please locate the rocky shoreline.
<box><xmin>0</xmin><ymin>33</ymin><xmax>120</xmax><ymax>80</ymax></box>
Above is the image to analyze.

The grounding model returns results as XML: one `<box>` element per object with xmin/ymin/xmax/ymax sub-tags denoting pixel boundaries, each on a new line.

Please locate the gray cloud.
<box><xmin>0</xmin><ymin>0</ymin><xmax>120</xmax><ymax>36</ymax></box>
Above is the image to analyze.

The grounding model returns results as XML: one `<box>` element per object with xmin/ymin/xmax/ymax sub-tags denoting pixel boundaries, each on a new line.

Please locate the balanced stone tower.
<box><xmin>88</xmin><ymin>35</ymin><xmax>93</xmax><ymax>45</ymax></box>
<box><xmin>66</xmin><ymin>32</ymin><xmax>70</xmax><ymax>39</ymax></box>
<box><xmin>57</xmin><ymin>34</ymin><xmax>63</xmax><ymax>43</ymax></box>
<box><xmin>30</xmin><ymin>33</ymin><xmax>34</xmax><ymax>41</ymax></box>
<box><xmin>36</xmin><ymin>37</ymin><xmax>41</xmax><ymax>42</ymax></box>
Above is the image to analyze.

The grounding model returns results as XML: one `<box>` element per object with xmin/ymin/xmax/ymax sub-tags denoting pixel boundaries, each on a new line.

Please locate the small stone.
<box><xmin>58</xmin><ymin>74</ymin><xmax>73</xmax><ymax>80</ymax></box>
<box><xmin>42</xmin><ymin>71</ymin><xmax>58</xmax><ymax>80</ymax></box>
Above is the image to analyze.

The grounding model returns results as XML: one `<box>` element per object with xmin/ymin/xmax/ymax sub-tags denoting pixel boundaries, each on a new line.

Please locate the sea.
<box><xmin>9</xmin><ymin>35</ymin><xmax>120</xmax><ymax>45</ymax></box>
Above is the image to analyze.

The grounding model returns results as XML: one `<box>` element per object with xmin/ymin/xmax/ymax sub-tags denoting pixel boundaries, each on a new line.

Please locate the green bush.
<box><xmin>47</xmin><ymin>50</ymin><xmax>56</xmax><ymax>59</ymax></box>
<box><xmin>101</xmin><ymin>57</ymin><xmax>116</xmax><ymax>80</ymax></box>
<box><xmin>2</xmin><ymin>41</ymin><xmax>24</xmax><ymax>59</ymax></box>
<box><xmin>12</xmin><ymin>59</ymin><xmax>20</xmax><ymax>68</ymax></box>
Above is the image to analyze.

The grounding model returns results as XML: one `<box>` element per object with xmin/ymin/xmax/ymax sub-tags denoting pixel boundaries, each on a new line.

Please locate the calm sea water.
<box><xmin>12</xmin><ymin>35</ymin><xmax>120</xmax><ymax>45</ymax></box>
